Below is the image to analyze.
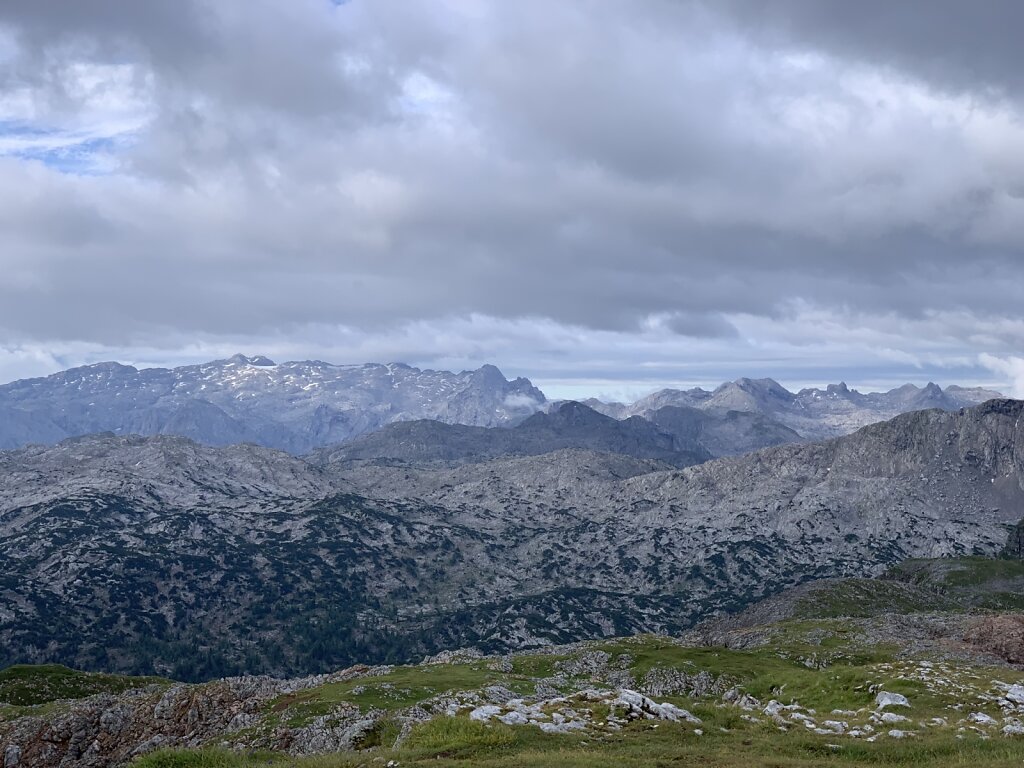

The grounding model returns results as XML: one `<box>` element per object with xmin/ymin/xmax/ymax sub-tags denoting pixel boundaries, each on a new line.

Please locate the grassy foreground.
<box><xmin>131</xmin><ymin>625</ymin><xmax>1024</xmax><ymax>768</ymax></box>
<box><xmin>8</xmin><ymin>559</ymin><xmax>1024</xmax><ymax>767</ymax></box>
<box><xmin>135</xmin><ymin>722</ymin><xmax>1024</xmax><ymax>768</ymax></box>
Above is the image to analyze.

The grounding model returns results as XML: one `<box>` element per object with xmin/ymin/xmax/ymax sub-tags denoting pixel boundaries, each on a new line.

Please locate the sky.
<box><xmin>1</xmin><ymin>1</ymin><xmax>1024</xmax><ymax>402</ymax></box>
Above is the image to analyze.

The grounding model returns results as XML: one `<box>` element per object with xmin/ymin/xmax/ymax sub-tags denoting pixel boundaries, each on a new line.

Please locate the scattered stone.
<box><xmin>539</xmin><ymin>720</ymin><xmax>587</xmax><ymax>733</ymax></box>
<box><xmin>875</xmin><ymin>691</ymin><xmax>911</xmax><ymax>710</ymax></box>
<box><xmin>1005</xmin><ymin>685</ymin><xmax>1024</xmax><ymax>705</ymax></box>
<box><xmin>498</xmin><ymin>711</ymin><xmax>528</xmax><ymax>726</ymax></box>
<box><xmin>880</xmin><ymin>713</ymin><xmax>910</xmax><ymax>724</ymax></box>
<box><xmin>421</xmin><ymin>649</ymin><xmax>484</xmax><ymax>666</ymax></box>
<box><xmin>610</xmin><ymin>690</ymin><xmax>701</xmax><ymax>723</ymax></box>
<box><xmin>469</xmin><ymin>705</ymin><xmax>502</xmax><ymax>722</ymax></box>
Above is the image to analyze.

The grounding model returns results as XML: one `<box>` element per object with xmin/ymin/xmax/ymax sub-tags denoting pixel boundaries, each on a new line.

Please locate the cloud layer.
<box><xmin>0</xmin><ymin>1</ymin><xmax>1022</xmax><ymax>397</ymax></box>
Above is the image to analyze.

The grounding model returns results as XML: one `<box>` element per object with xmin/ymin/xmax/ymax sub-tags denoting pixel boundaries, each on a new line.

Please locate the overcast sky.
<box><xmin>1</xmin><ymin>0</ymin><xmax>1023</xmax><ymax>400</ymax></box>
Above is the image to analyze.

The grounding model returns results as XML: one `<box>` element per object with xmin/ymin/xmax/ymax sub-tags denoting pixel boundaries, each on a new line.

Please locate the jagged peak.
<box><xmin>226</xmin><ymin>354</ymin><xmax>276</xmax><ymax>366</ymax></box>
<box><xmin>468</xmin><ymin>363</ymin><xmax>506</xmax><ymax>381</ymax></box>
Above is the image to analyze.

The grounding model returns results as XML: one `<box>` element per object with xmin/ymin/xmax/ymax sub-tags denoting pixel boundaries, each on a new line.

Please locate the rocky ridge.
<box><xmin>0</xmin><ymin>356</ymin><xmax>1003</xmax><ymax>456</ymax></box>
<box><xmin>585</xmin><ymin>378</ymin><xmax>1003</xmax><ymax>440</ymax></box>
<box><xmin>316</xmin><ymin>400</ymin><xmax>712</xmax><ymax>468</ymax></box>
<box><xmin>0</xmin><ymin>356</ymin><xmax>546</xmax><ymax>453</ymax></box>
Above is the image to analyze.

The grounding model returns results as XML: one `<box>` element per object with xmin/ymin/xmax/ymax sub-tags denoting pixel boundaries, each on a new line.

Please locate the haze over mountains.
<box><xmin>0</xmin><ymin>355</ymin><xmax>1003</xmax><ymax>456</ymax></box>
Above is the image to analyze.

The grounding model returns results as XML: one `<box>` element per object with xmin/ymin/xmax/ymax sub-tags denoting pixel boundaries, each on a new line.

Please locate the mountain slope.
<box><xmin>317</xmin><ymin>401</ymin><xmax>711</xmax><ymax>468</ymax></box>
<box><xmin>0</xmin><ymin>356</ymin><xmax>546</xmax><ymax>453</ymax></box>
<box><xmin>643</xmin><ymin>404</ymin><xmax>804</xmax><ymax>457</ymax></box>
<box><xmin>1</xmin><ymin>401</ymin><xmax>1023</xmax><ymax>679</ymax></box>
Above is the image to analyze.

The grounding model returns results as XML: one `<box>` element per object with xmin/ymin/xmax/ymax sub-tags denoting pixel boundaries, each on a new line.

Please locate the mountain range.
<box><xmin>0</xmin><ymin>356</ymin><xmax>1003</xmax><ymax>456</ymax></box>
<box><xmin>2</xmin><ymin>398</ymin><xmax>1022</xmax><ymax>681</ymax></box>
<box><xmin>0</xmin><ymin>356</ymin><xmax>545</xmax><ymax>453</ymax></box>
<box><xmin>584</xmin><ymin>377</ymin><xmax>1004</xmax><ymax>440</ymax></box>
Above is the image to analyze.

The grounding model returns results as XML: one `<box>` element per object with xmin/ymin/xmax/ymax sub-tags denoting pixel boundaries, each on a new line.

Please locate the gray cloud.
<box><xmin>0</xmin><ymin>1</ymin><xmax>1022</xmax><ymax>394</ymax></box>
<box><xmin>716</xmin><ymin>0</ymin><xmax>1024</xmax><ymax>98</ymax></box>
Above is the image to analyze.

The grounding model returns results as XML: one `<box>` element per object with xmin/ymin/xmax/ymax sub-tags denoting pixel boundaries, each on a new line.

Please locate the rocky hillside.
<box><xmin>317</xmin><ymin>401</ymin><xmax>712</xmax><ymax>468</ymax></box>
<box><xmin>1</xmin><ymin>401</ymin><xmax>1023</xmax><ymax>683</ymax></box>
<box><xmin>0</xmin><ymin>356</ymin><xmax>546</xmax><ymax>453</ymax></box>
<box><xmin>642</xmin><ymin>404</ymin><xmax>804</xmax><ymax>457</ymax></box>
<box><xmin>321</xmin><ymin>400</ymin><xmax>808</xmax><ymax>467</ymax></box>
<box><xmin>587</xmin><ymin>378</ymin><xmax>1003</xmax><ymax>440</ymax></box>
<box><xmin>6</xmin><ymin>564</ymin><xmax>1024</xmax><ymax>767</ymax></box>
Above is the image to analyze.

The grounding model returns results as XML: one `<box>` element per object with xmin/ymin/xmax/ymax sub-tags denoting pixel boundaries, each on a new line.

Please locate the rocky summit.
<box><xmin>2</xmin><ymin>399</ymin><xmax>1023</xmax><ymax>686</ymax></box>
<box><xmin>0</xmin><ymin>357</ymin><xmax>546</xmax><ymax>453</ymax></box>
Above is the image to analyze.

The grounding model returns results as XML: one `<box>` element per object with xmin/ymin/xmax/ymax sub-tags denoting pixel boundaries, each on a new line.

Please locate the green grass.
<box><xmin>15</xmin><ymin>577</ymin><xmax>1024</xmax><ymax>768</ymax></box>
<box><xmin>138</xmin><ymin>722</ymin><xmax>1024</xmax><ymax>768</ymax></box>
<box><xmin>509</xmin><ymin>654</ymin><xmax>568</xmax><ymax>679</ymax></box>
<box><xmin>84</xmin><ymin>628</ymin><xmax>1024</xmax><ymax>767</ymax></box>
<box><xmin>403</xmin><ymin>716</ymin><xmax>518</xmax><ymax>753</ymax></box>
<box><xmin>891</xmin><ymin>556</ymin><xmax>1024</xmax><ymax>591</ymax></box>
<box><xmin>0</xmin><ymin>663</ymin><xmax>167</xmax><ymax>707</ymax></box>
<box><xmin>976</xmin><ymin>592</ymin><xmax>1024</xmax><ymax>610</ymax></box>
<box><xmin>931</xmin><ymin>557</ymin><xmax>1024</xmax><ymax>588</ymax></box>
<box><xmin>267</xmin><ymin>661</ymin><xmax>508</xmax><ymax>727</ymax></box>
<box><xmin>791</xmin><ymin>580</ymin><xmax>959</xmax><ymax>619</ymax></box>
<box><xmin>133</xmin><ymin>748</ymin><xmax>283</xmax><ymax>767</ymax></box>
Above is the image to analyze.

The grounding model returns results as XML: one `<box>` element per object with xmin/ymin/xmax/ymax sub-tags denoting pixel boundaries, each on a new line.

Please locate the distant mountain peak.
<box><xmin>587</xmin><ymin>377</ymin><xmax>1004</xmax><ymax>443</ymax></box>
<box><xmin>0</xmin><ymin>357</ymin><xmax>547</xmax><ymax>453</ymax></box>
<box><xmin>546</xmin><ymin>400</ymin><xmax>611</xmax><ymax>425</ymax></box>
<box><xmin>227</xmin><ymin>354</ymin><xmax>277</xmax><ymax>366</ymax></box>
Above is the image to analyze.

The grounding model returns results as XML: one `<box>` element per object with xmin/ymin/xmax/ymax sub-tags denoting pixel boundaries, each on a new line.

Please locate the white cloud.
<box><xmin>978</xmin><ymin>354</ymin><xmax>1024</xmax><ymax>398</ymax></box>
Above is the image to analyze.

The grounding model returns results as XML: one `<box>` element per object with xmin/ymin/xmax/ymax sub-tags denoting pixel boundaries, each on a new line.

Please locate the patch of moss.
<box><xmin>0</xmin><ymin>664</ymin><xmax>167</xmax><ymax>706</ymax></box>
<box><xmin>132</xmin><ymin>748</ymin><xmax>282</xmax><ymax>767</ymax></box>
<box><xmin>792</xmin><ymin>579</ymin><xmax>959</xmax><ymax>619</ymax></box>
<box><xmin>267</xmin><ymin>662</ymin><xmax>503</xmax><ymax>726</ymax></box>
